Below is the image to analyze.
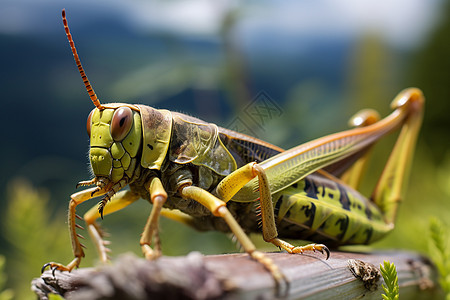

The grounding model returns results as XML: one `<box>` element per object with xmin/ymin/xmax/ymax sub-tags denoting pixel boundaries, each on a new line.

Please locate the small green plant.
<box><xmin>429</xmin><ymin>217</ymin><xmax>450</xmax><ymax>299</ymax></box>
<box><xmin>380</xmin><ymin>260</ymin><xmax>399</xmax><ymax>300</ymax></box>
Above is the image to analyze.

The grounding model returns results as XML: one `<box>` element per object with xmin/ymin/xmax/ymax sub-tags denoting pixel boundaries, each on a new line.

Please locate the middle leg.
<box><xmin>180</xmin><ymin>184</ymin><xmax>286</xmax><ymax>286</ymax></box>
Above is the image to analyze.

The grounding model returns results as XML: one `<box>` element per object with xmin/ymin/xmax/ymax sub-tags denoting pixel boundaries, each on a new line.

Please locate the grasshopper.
<box><xmin>43</xmin><ymin>9</ymin><xmax>424</xmax><ymax>289</ymax></box>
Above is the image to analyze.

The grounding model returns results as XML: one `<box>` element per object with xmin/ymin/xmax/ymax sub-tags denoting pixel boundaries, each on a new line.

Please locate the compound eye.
<box><xmin>87</xmin><ymin>109</ymin><xmax>94</xmax><ymax>137</ymax></box>
<box><xmin>111</xmin><ymin>107</ymin><xmax>133</xmax><ymax>141</ymax></box>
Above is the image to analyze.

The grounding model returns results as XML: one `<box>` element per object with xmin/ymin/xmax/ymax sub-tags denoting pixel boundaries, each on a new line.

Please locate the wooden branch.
<box><xmin>32</xmin><ymin>250</ymin><xmax>440</xmax><ymax>299</ymax></box>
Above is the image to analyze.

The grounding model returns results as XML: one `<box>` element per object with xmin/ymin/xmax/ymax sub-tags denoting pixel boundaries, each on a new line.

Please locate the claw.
<box><xmin>313</xmin><ymin>244</ymin><xmax>330</xmax><ymax>260</ymax></box>
<box><xmin>98</xmin><ymin>197</ymin><xmax>109</xmax><ymax>219</ymax></box>
<box><xmin>310</xmin><ymin>244</ymin><xmax>330</xmax><ymax>259</ymax></box>
<box><xmin>41</xmin><ymin>263</ymin><xmax>62</xmax><ymax>278</ymax></box>
<box><xmin>98</xmin><ymin>204</ymin><xmax>104</xmax><ymax>220</ymax></box>
<box><xmin>323</xmin><ymin>245</ymin><xmax>330</xmax><ymax>260</ymax></box>
<box><xmin>51</xmin><ymin>266</ymin><xmax>58</xmax><ymax>277</ymax></box>
<box><xmin>40</xmin><ymin>257</ymin><xmax>80</xmax><ymax>274</ymax></box>
<box><xmin>41</xmin><ymin>263</ymin><xmax>51</xmax><ymax>274</ymax></box>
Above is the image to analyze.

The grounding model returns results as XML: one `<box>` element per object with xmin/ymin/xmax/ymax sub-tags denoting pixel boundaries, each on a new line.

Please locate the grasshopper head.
<box><xmin>87</xmin><ymin>104</ymin><xmax>142</xmax><ymax>183</ymax></box>
<box><xmin>62</xmin><ymin>10</ymin><xmax>171</xmax><ymax>185</ymax></box>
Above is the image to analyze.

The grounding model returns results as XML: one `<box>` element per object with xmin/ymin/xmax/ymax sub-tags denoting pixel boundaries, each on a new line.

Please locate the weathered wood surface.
<box><xmin>32</xmin><ymin>250</ymin><xmax>440</xmax><ymax>299</ymax></box>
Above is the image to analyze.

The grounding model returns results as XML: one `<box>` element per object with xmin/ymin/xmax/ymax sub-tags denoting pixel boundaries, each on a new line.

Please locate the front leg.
<box><xmin>42</xmin><ymin>185</ymin><xmax>108</xmax><ymax>273</ymax></box>
<box><xmin>83</xmin><ymin>189</ymin><xmax>140</xmax><ymax>263</ymax></box>
<box><xmin>140</xmin><ymin>177</ymin><xmax>168</xmax><ymax>260</ymax></box>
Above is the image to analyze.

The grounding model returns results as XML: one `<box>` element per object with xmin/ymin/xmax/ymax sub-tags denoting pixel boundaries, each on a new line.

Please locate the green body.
<box><xmin>88</xmin><ymin>103</ymin><xmax>392</xmax><ymax>246</ymax></box>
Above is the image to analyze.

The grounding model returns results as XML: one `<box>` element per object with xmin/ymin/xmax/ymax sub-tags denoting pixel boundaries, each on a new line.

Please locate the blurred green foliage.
<box><xmin>409</xmin><ymin>0</ymin><xmax>450</xmax><ymax>162</ymax></box>
<box><xmin>0</xmin><ymin>256</ymin><xmax>13</xmax><ymax>300</ymax></box>
<box><xmin>3</xmin><ymin>179</ymin><xmax>71</xmax><ymax>299</ymax></box>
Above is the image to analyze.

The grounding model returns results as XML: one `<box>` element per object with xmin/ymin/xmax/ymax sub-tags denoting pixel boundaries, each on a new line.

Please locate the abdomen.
<box><xmin>273</xmin><ymin>173</ymin><xmax>392</xmax><ymax>246</ymax></box>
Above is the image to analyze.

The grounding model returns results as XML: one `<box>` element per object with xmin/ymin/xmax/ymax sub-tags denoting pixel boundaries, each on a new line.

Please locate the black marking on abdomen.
<box><xmin>365</xmin><ymin>205</ymin><xmax>372</xmax><ymax>220</ymax></box>
<box><xmin>364</xmin><ymin>227</ymin><xmax>373</xmax><ymax>244</ymax></box>
<box><xmin>335</xmin><ymin>215</ymin><xmax>349</xmax><ymax>240</ymax></box>
<box><xmin>274</xmin><ymin>195</ymin><xmax>283</xmax><ymax>219</ymax></box>
<box><xmin>337</xmin><ymin>184</ymin><xmax>351</xmax><ymax>210</ymax></box>
<box><xmin>302</xmin><ymin>202</ymin><xmax>316</xmax><ymax>228</ymax></box>
<box><xmin>304</xmin><ymin>177</ymin><xmax>318</xmax><ymax>199</ymax></box>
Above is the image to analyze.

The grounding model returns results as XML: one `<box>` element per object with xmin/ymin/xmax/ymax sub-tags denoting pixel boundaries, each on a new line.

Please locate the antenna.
<box><xmin>62</xmin><ymin>9</ymin><xmax>104</xmax><ymax>109</ymax></box>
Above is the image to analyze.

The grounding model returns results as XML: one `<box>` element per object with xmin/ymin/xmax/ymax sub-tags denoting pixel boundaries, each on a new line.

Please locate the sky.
<box><xmin>0</xmin><ymin>0</ymin><xmax>443</xmax><ymax>49</ymax></box>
